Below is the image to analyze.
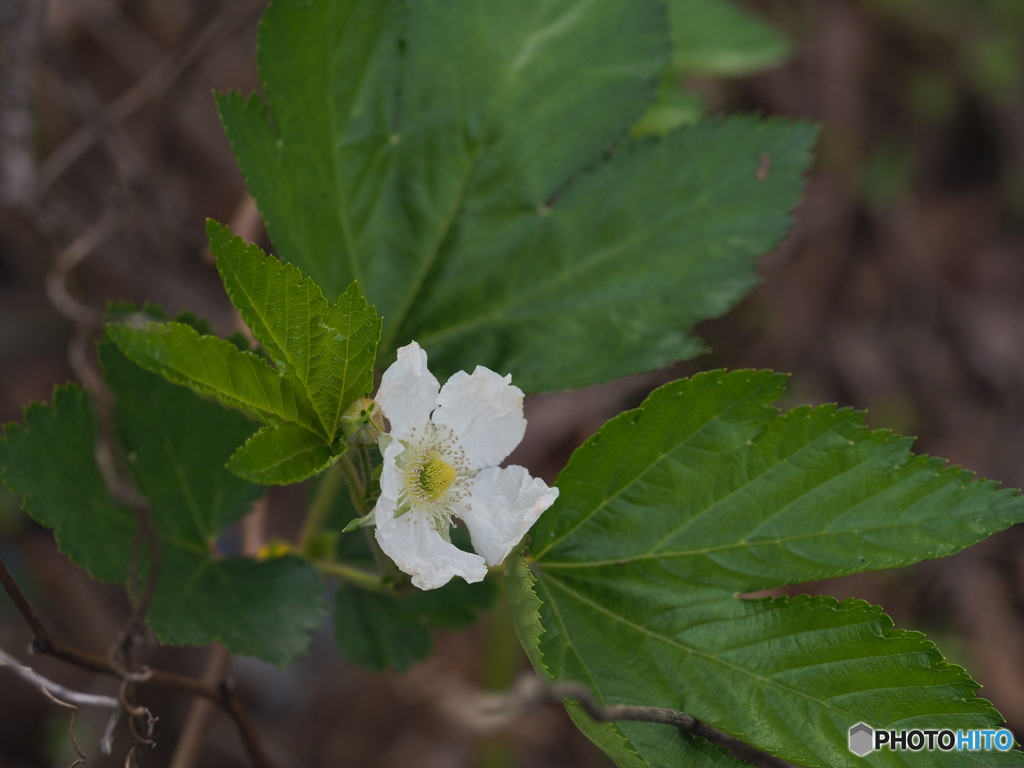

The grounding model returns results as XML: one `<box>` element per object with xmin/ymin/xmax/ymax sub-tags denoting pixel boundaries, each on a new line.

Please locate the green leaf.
<box><xmin>220</xmin><ymin>0</ymin><xmax>812</xmax><ymax>391</ymax></box>
<box><xmin>0</xmin><ymin>385</ymin><xmax>134</xmax><ymax>584</ymax></box>
<box><xmin>101</xmin><ymin>340</ymin><xmax>262</xmax><ymax>549</ymax></box>
<box><xmin>506</xmin><ymin>551</ymin><xmax>747</xmax><ymax>768</ymax></box>
<box><xmin>208</xmin><ymin>221</ymin><xmax>380</xmax><ymax>438</ymax></box>
<box><xmin>106</xmin><ymin>320</ymin><xmax>323</xmax><ymax>436</ymax></box>
<box><xmin>667</xmin><ymin>0</ymin><xmax>791</xmax><ymax>76</ymax></box>
<box><xmin>149</xmin><ymin>549</ymin><xmax>326</xmax><ymax>667</ymax></box>
<box><xmin>632</xmin><ymin>75</ymin><xmax>706</xmax><ymax>137</ymax></box>
<box><xmin>334</xmin><ymin>578</ymin><xmax>497</xmax><ymax>673</ymax></box>
<box><xmin>0</xmin><ymin>339</ymin><xmax>328</xmax><ymax>665</ymax></box>
<box><xmin>416</xmin><ymin>118</ymin><xmax>817</xmax><ymax>390</ymax></box>
<box><xmin>634</xmin><ymin>0</ymin><xmax>791</xmax><ymax>135</ymax></box>
<box><xmin>228</xmin><ymin>422</ymin><xmax>340</xmax><ymax>485</ymax></box>
<box><xmin>102</xmin><ymin>338</ymin><xmax>328</xmax><ymax>663</ymax></box>
<box><xmin>516</xmin><ymin>370</ymin><xmax>1024</xmax><ymax>767</ymax></box>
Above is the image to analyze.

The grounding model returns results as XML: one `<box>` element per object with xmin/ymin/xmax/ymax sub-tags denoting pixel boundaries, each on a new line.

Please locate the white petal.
<box><xmin>457</xmin><ymin>465</ymin><xmax>559</xmax><ymax>566</ymax></box>
<box><xmin>378</xmin><ymin>437</ymin><xmax>406</xmax><ymax>502</ymax></box>
<box><xmin>376</xmin><ymin>342</ymin><xmax>439</xmax><ymax>441</ymax></box>
<box><xmin>432</xmin><ymin>366</ymin><xmax>526</xmax><ymax>469</ymax></box>
<box><xmin>374</xmin><ymin>509</ymin><xmax>487</xmax><ymax>590</ymax></box>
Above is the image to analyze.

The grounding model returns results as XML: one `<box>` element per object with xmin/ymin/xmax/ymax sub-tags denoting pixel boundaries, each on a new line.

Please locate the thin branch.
<box><xmin>0</xmin><ymin>553</ymin><xmax>275</xmax><ymax>768</ymax></box>
<box><xmin>39</xmin><ymin>688</ymin><xmax>86</xmax><ymax>768</ymax></box>
<box><xmin>34</xmin><ymin>0</ymin><xmax>267</xmax><ymax>198</ymax></box>
<box><xmin>169</xmin><ymin>644</ymin><xmax>232</xmax><ymax>768</ymax></box>
<box><xmin>0</xmin><ymin>553</ymin><xmax>52</xmax><ymax>645</ymax></box>
<box><xmin>0</xmin><ymin>646</ymin><xmax>119</xmax><ymax>709</ymax></box>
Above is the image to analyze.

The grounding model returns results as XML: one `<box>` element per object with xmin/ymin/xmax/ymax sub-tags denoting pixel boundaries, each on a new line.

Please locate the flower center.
<box><xmin>417</xmin><ymin>457</ymin><xmax>456</xmax><ymax>499</ymax></box>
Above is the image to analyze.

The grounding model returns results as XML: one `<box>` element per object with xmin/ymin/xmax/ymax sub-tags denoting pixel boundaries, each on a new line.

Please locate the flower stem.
<box><xmin>298</xmin><ymin>462</ymin><xmax>344</xmax><ymax>550</ymax></box>
<box><xmin>358</xmin><ymin>444</ymin><xmax>374</xmax><ymax>501</ymax></box>
<box><xmin>314</xmin><ymin>560</ymin><xmax>387</xmax><ymax>592</ymax></box>
<box><xmin>337</xmin><ymin>452</ymin><xmax>368</xmax><ymax>515</ymax></box>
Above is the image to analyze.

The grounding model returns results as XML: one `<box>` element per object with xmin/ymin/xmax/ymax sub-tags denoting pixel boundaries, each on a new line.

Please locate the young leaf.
<box><xmin>0</xmin><ymin>385</ymin><xmax>135</xmax><ymax>584</ymax></box>
<box><xmin>219</xmin><ymin>0</ymin><xmax>814</xmax><ymax>391</ymax></box>
<box><xmin>228</xmin><ymin>422</ymin><xmax>340</xmax><ymax>486</ymax></box>
<box><xmin>107</xmin><ymin>320</ymin><xmax>321</xmax><ymax>434</ymax></box>
<box><xmin>668</xmin><ymin>0</ymin><xmax>791</xmax><ymax>76</ymax></box>
<box><xmin>634</xmin><ymin>0</ymin><xmax>791</xmax><ymax>136</ymax></box>
<box><xmin>515</xmin><ymin>370</ymin><xmax>1024</xmax><ymax>767</ymax></box>
<box><xmin>208</xmin><ymin>221</ymin><xmax>380</xmax><ymax>438</ymax></box>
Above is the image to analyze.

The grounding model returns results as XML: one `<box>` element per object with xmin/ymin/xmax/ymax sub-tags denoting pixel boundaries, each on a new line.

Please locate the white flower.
<box><xmin>371</xmin><ymin>342</ymin><xmax>558</xmax><ymax>590</ymax></box>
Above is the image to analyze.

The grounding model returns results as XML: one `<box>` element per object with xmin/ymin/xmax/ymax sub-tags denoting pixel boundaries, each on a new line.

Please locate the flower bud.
<box><xmin>339</xmin><ymin>397</ymin><xmax>385</xmax><ymax>444</ymax></box>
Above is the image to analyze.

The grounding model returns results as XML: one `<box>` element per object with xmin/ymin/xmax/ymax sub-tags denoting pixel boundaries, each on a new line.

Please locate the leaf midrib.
<box><xmin>219</xmin><ymin>257</ymin><xmax>329</xmax><ymax>433</ymax></box>
<box><xmin>541</xmin><ymin>429</ymin><xmax>895</xmax><ymax>571</ymax></box>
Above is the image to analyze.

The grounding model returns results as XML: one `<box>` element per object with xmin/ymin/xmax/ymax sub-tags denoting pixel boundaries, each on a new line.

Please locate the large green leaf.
<box><xmin>208</xmin><ymin>221</ymin><xmax>380</xmax><ymax>438</ymax></box>
<box><xmin>0</xmin><ymin>340</ymin><xmax>327</xmax><ymax>664</ymax></box>
<box><xmin>506</xmin><ymin>544</ymin><xmax>748</xmax><ymax>768</ymax></box>
<box><xmin>0</xmin><ymin>385</ymin><xmax>135</xmax><ymax>584</ymax></box>
<box><xmin>149</xmin><ymin>549</ymin><xmax>326</xmax><ymax>667</ymax></box>
<box><xmin>102</xmin><ymin>338</ymin><xmax>328</xmax><ymax>662</ymax></box>
<box><xmin>219</xmin><ymin>0</ymin><xmax>814</xmax><ymax>391</ymax></box>
<box><xmin>513</xmin><ymin>370</ymin><xmax>1024</xmax><ymax>767</ymax></box>
<box><xmin>412</xmin><ymin>117</ymin><xmax>815</xmax><ymax>390</ymax></box>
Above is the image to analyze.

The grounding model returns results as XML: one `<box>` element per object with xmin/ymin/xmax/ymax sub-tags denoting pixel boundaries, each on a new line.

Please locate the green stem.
<box><xmin>298</xmin><ymin>462</ymin><xmax>344</xmax><ymax>549</ymax></box>
<box><xmin>338</xmin><ymin>452</ymin><xmax>368</xmax><ymax>515</ymax></box>
<box><xmin>364</xmin><ymin>527</ymin><xmax>403</xmax><ymax>585</ymax></box>
<box><xmin>358</xmin><ymin>444</ymin><xmax>374</xmax><ymax>502</ymax></box>
<box><xmin>315</xmin><ymin>560</ymin><xmax>387</xmax><ymax>592</ymax></box>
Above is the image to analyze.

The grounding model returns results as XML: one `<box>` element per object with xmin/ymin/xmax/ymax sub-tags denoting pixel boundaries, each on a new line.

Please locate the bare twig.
<box><xmin>39</xmin><ymin>688</ymin><xmax>87</xmax><ymax>768</ymax></box>
<box><xmin>34</xmin><ymin>0</ymin><xmax>267</xmax><ymax>198</ymax></box>
<box><xmin>0</xmin><ymin>644</ymin><xmax>120</xmax><ymax>766</ymax></box>
<box><xmin>0</xmin><ymin>553</ymin><xmax>276</xmax><ymax>768</ymax></box>
<box><xmin>169</xmin><ymin>644</ymin><xmax>232</xmax><ymax>768</ymax></box>
<box><xmin>0</xmin><ymin>0</ymin><xmax>46</xmax><ymax>206</ymax></box>
<box><xmin>0</xmin><ymin>646</ymin><xmax>119</xmax><ymax>710</ymax></box>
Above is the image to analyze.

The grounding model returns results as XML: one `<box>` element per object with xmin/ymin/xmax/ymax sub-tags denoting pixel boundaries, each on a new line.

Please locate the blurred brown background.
<box><xmin>3</xmin><ymin>0</ymin><xmax>1024</xmax><ymax>766</ymax></box>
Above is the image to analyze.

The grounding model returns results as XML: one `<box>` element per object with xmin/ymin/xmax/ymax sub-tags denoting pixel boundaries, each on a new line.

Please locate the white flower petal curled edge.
<box><xmin>372</xmin><ymin>342</ymin><xmax>558</xmax><ymax>590</ymax></box>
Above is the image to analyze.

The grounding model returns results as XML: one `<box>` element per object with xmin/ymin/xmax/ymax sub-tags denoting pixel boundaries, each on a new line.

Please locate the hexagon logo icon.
<box><xmin>849</xmin><ymin>723</ymin><xmax>874</xmax><ymax>757</ymax></box>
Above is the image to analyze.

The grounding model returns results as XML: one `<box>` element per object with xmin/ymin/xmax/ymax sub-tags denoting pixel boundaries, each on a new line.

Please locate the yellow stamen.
<box><xmin>418</xmin><ymin>457</ymin><xmax>456</xmax><ymax>499</ymax></box>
